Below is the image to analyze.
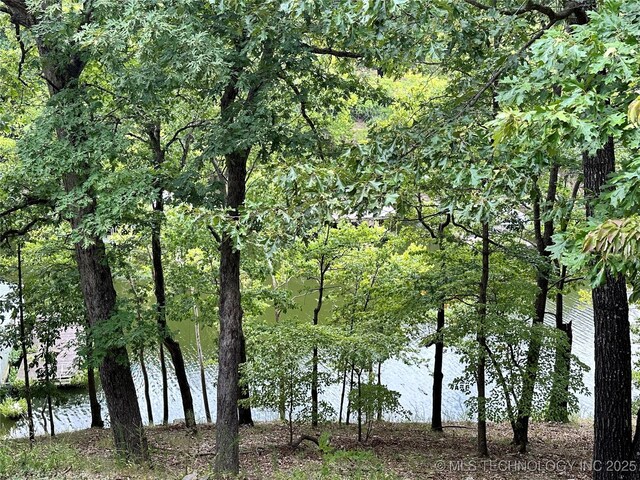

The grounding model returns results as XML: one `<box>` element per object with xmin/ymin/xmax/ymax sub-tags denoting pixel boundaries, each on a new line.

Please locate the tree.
<box><xmin>492</xmin><ymin>0</ymin><xmax>640</xmax><ymax>473</ymax></box>
<box><xmin>0</xmin><ymin>1</ymin><xmax>147</xmax><ymax>458</ymax></box>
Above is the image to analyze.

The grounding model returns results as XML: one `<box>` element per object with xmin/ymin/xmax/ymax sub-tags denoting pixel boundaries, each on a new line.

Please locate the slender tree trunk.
<box><xmin>376</xmin><ymin>361</ymin><xmax>382</xmax><ymax>421</ymax></box>
<box><xmin>584</xmin><ymin>139</ymin><xmax>632</xmax><ymax>479</ymax></box>
<box><xmin>357</xmin><ymin>370</ymin><xmax>362</xmax><ymax>443</ymax></box>
<box><xmin>159</xmin><ymin>343</ymin><xmax>169</xmax><ymax>425</ymax></box>
<box><xmin>546</xmin><ymin>177</ymin><xmax>580</xmax><ymax>423</ymax></box>
<box><xmin>87</xmin><ymin>364</ymin><xmax>104</xmax><ymax>428</ymax></box>
<box><xmin>238</xmin><ymin>329</ymin><xmax>254</xmax><ymax>426</ymax></box>
<box><xmin>86</xmin><ymin>329</ymin><xmax>104</xmax><ymax>428</ymax></box>
<box><xmin>47</xmin><ymin>390</ymin><xmax>54</xmax><ymax>437</ymax></box>
<box><xmin>147</xmin><ymin>125</ymin><xmax>196</xmax><ymax>430</ymax></box>
<box><xmin>311</xmin><ymin>246</ymin><xmax>328</xmax><ymax>428</ymax></box>
<box><xmin>44</xmin><ymin>342</ymin><xmax>55</xmax><ymax>437</ymax></box>
<box><xmin>269</xmin><ymin>270</ymin><xmax>286</xmax><ymax>422</ymax></box>
<box><xmin>546</xmin><ymin>285</ymin><xmax>572</xmax><ymax>423</ymax></box>
<box><xmin>338</xmin><ymin>362</ymin><xmax>348</xmax><ymax>424</ymax></box>
<box><xmin>214</xmin><ymin>145</ymin><xmax>248</xmax><ymax>475</ymax></box>
<box><xmin>432</xmin><ymin>305</ymin><xmax>445</xmax><ymax>432</ymax></box>
<box><xmin>416</xmin><ymin>214</ymin><xmax>450</xmax><ymax>433</ymax></box>
<box><xmin>17</xmin><ymin>244</ymin><xmax>34</xmax><ymax>446</ymax></box>
<box><xmin>346</xmin><ymin>364</ymin><xmax>354</xmax><ymax>425</ymax></box>
<box><xmin>195</xmin><ymin>320</ymin><xmax>212</xmax><ymax>424</ymax></box>
<box><xmin>476</xmin><ymin>222</ymin><xmax>489</xmax><ymax>457</ymax></box>
<box><xmin>514</xmin><ymin>166</ymin><xmax>558</xmax><ymax>451</ymax></box>
<box><xmin>139</xmin><ymin>347</ymin><xmax>154</xmax><ymax>425</ymax></box>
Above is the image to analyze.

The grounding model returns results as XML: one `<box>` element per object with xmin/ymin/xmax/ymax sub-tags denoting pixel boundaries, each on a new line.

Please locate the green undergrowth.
<box><xmin>0</xmin><ymin>438</ymin><xmax>159</xmax><ymax>480</ymax></box>
<box><xmin>0</xmin><ymin>441</ymin><xmax>83</xmax><ymax>479</ymax></box>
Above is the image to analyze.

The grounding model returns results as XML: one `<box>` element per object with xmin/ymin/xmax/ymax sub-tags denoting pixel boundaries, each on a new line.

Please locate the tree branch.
<box><xmin>207</xmin><ymin>225</ymin><xmax>221</xmax><ymax>244</ymax></box>
<box><xmin>0</xmin><ymin>198</ymin><xmax>49</xmax><ymax>219</ymax></box>
<box><xmin>164</xmin><ymin>121</ymin><xmax>207</xmax><ymax>154</ymax></box>
<box><xmin>290</xmin><ymin>434</ymin><xmax>320</xmax><ymax>449</ymax></box>
<box><xmin>280</xmin><ymin>74</ymin><xmax>327</xmax><ymax>162</ymax></box>
<box><xmin>462</xmin><ymin>0</ymin><xmax>583</xmax><ymax>22</ymax></box>
<box><xmin>465</xmin><ymin>20</ymin><xmax>554</xmax><ymax>110</ymax></box>
<box><xmin>301</xmin><ymin>43</ymin><xmax>362</xmax><ymax>59</ymax></box>
<box><xmin>0</xmin><ymin>217</ymin><xmax>46</xmax><ymax>243</ymax></box>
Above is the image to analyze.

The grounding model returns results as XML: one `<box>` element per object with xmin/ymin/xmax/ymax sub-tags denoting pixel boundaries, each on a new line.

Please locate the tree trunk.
<box><xmin>376</xmin><ymin>361</ymin><xmax>382</xmax><ymax>422</ymax></box>
<box><xmin>139</xmin><ymin>347</ymin><xmax>154</xmax><ymax>425</ymax></box>
<box><xmin>86</xmin><ymin>328</ymin><xmax>104</xmax><ymax>429</ymax></box>
<box><xmin>346</xmin><ymin>364</ymin><xmax>354</xmax><ymax>425</ymax></box>
<box><xmin>546</xmin><ymin>268</ymin><xmax>573</xmax><ymax>423</ymax></box>
<box><xmin>44</xmin><ymin>342</ymin><xmax>55</xmax><ymax>437</ymax></box>
<box><xmin>34</xmin><ymin>32</ymin><xmax>147</xmax><ymax>459</ymax></box>
<box><xmin>514</xmin><ymin>166</ymin><xmax>558</xmax><ymax>451</ymax></box>
<box><xmin>338</xmin><ymin>362</ymin><xmax>348</xmax><ymax>425</ymax></box>
<box><xmin>311</xmin><ymin>247</ymin><xmax>327</xmax><ymax>428</ymax></box>
<box><xmin>17</xmin><ymin>244</ymin><xmax>35</xmax><ymax>446</ymax></box>
<box><xmin>195</xmin><ymin>320</ymin><xmax>212</xmax><ymax>423</ymax></box>
<box><xmin>431</xmin><ymin>305</ymin><xmax>445</xmax><ymax>432</ymax></box>
<box><xmin>159</xmin><ymin>343</ymin><xmax>169</xmax><ymax>425</ymax></box>
<box><xmin>148</xmin><ymin>125</ymin><xmax>196</xmax><ymax>430</ymax></box>
<box><xmin>75</xmin><ymin>240</ymin><xmax>148</xmax><ymax>458</ymax></box>
<box><xmin>476</xmin><ymin>221</ymin><xmax>489</xmax><ymax>457</ymax></box>
<box><xmin>238</xmin><ymin>329</ymin><xmax>254</xmax><ymax>426</ymax></box>
<box><xmin>357</xmin><ymin>371</ymin><xmax>362</xmax><ymax>443</ymax></box>
<box><xmin>214</xmin><ymin>146</ymin><xmax>248</xmax><ymax>475</ymax></box>
<box><xmin>87</xmin><ymin>363</ymin><xmax>104</xmax><ymax>428</ymax></box>
<box><xmin>584</xmin><ymin>139</ymin><xmax>632</xmax><ymax>479</ymax></box>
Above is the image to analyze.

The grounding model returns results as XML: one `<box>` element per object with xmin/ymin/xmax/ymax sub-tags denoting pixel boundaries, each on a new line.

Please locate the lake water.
<box><xmin>0</xmin><ymin>286</ymin><xmax>635</xmax><ymax>439</ymax></box>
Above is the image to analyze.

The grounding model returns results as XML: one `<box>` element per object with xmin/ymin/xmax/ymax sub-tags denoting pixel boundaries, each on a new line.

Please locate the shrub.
<box><xmin>0</xmin><ymin>397</ymin><xmax>27</xmax><ymax>419</ymax></box>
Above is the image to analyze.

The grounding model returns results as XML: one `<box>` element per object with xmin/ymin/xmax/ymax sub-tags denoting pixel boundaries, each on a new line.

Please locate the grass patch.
<box><xmin>0</xmin><ymin>441</ymin><xmax>82</xmax><ymax>478</ymax></box>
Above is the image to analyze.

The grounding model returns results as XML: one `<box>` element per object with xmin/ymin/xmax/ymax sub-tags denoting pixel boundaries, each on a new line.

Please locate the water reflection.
<box><xmin>1</xmin><ymin>291</ymin><xmax>630</xmax><ymax>438</ymax></box>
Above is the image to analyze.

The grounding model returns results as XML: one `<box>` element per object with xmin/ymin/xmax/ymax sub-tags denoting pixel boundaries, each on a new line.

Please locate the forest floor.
<box><xmin>0</xmin><ymin>421</ymin><xmax>594</xmax><ymax>479</ymax></box>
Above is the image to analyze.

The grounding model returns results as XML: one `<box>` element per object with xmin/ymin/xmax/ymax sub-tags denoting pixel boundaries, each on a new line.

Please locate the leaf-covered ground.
<box><xmin>0</xmin><ymin>421</ymin><xmax>593</xmax><ymax>479</ymax></box>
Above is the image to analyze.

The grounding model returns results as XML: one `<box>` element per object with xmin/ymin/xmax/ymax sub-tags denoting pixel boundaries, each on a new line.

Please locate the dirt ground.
<box><xmin>1</xmin><ymin>421</ymin><xmax>595</xmax><ymax>479</ymax></box>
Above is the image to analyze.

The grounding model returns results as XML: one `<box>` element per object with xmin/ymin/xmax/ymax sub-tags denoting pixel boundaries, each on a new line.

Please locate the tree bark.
<box><xmin>148</xmin><ymin>125</ymin><xmax>196</xmax><ymax>430</ymax></box>
<box><xmin>476</xmin><ymin>221</ymin><xmax>489</xmax><ymax>457</ymax></box>
<box><xmin>17</xmin><ymin>243</ymin><xmax>35</xmax><ymax>446</ymax></box>
<box><xmin>311</xmin><ymin>253</ymin><xmax>327</xmax><ymax>428</ymax></box>
<box><xmin>195</xmin><ymin>320</ymin><xmax>212</xmax><ymax>423</ymax></box>
<box><xmin>159</xmin><ymin>343</ymin><xmax>169</xmax><ymax>425</ymax></box>
<box><xmin>546</xmin><ymin>285</ymin><xmax>572</xmax><ymax>423</ymax></box>
<box><xmin>75</xmin><ymin>240</ymin><xmax>148</xmax><ymax>458</ymax></box>
<box><xmin>514</xmin><ymin>166</ymin><xmax>558</xmax><ymax>451</ymax></box>
<box><xmin>44</xmin><ymin>342</ymin><xmax>55</xmax><ymax>437</ymax></box>
<box><xmin>583</xmin><ymin>139</ymin><xmax>632</xmax><ymax>479</ymax></box>
<box><xmin>431</xmin><ymin>305</ymin><xmax>445</xmax><ymax>432</ymax></box>
<box><xmin>214</xmin><ymin>146</ymin><xmax>248</xmax><ymax>475</ymax></box>
<box><xmin>87</xmin><ymin>363</ymin><xmax>104</xmax><ymax>428</ymax></box>
<box><xmin>238</xmin><ymin>329</ymin><xmax>254</xmax><ymax>426</ymax></box>
<box><xmin>139</xmin><ymin>347</ymin><xmax>154</xmax><ymax>425</ymax></box>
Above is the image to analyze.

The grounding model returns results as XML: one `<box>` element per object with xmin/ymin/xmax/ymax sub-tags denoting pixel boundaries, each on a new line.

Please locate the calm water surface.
<box><xmin>0</xmin><ymin>286</ymin><xmax>633</xmax><ymax>438</ymax></box>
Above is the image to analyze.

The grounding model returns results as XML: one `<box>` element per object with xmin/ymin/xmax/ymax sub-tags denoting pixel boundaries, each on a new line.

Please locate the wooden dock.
<box><xmin>16</xmin><ymin>325</ymin><xmax>82</xmax><ymax>386</ymax></box>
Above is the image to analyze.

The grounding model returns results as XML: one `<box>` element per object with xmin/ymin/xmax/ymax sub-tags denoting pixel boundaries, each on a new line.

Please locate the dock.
<box><xmin>16</xmin><ymin>325</ymin><xmax>82</xmax><ymax>386</ymax></box>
